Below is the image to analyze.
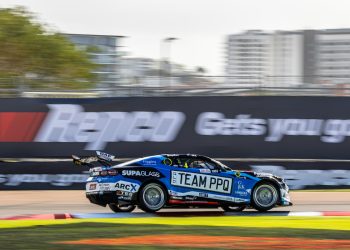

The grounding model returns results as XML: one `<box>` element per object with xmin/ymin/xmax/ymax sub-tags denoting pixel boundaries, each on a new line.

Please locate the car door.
<box><xmin>170</xmin><ymin>157</ymin><xmax>234</xmax><ymax>199</ymax></box>
<box><xmin>201</xmin><ymin>159</ymin><xmax>235</xmax><ymax>198</ymax></box>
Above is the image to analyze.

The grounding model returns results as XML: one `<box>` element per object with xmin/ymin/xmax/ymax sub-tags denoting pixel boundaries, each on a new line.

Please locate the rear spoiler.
<box><xmin>72</xmin><ymin>151</ymin><xmax>115</xmax><ymax>167</ymax></box>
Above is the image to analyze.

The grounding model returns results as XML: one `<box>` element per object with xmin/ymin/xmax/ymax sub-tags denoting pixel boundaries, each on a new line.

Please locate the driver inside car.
<box><xmin>189</xmin><ymin>160</ymin><xmax>207</xmax><ymax>169</ymax></box>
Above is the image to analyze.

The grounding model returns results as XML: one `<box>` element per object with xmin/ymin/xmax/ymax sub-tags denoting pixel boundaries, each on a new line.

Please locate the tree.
<box><xmin>0</xmin><ymin>7</ymin><xmax>97</xmax><ymax>90</ymax></box>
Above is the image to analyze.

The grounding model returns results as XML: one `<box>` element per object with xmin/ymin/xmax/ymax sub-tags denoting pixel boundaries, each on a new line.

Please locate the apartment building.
<box><xmin>316</xmin><ymin>29</ymin><xmax>350</xmax><ymax>86</ymax></box>
<box><xmin>226</xmin><ymin>30</ymin><xmax>304</xmax><ymax>86</ymax></box>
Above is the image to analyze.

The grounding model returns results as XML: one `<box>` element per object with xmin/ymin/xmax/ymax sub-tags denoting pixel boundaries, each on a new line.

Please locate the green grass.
<box><xmin>1</xmin><ymin>216</ymin><xmax>350</xmax><ymax>249</ymax></box>
<box><xmin>0</xmin><ymin>222</ymin><xmax>350</xmax><ymax>250</ymax></box>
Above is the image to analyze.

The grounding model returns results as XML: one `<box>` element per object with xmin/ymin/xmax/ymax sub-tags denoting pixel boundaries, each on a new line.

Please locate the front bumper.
<box><xmin>280</xmin><ymin>188</ymin><xmax>292</xmax><ymax>206</ymax></box>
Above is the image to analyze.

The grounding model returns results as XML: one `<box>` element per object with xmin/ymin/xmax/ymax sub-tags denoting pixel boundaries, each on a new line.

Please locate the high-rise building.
<box><xmin>226</xmin><ymin>28</ymin><xmax>350</xmax><ymax>87</ymax></box>
<box><xmin>271</xmin><ymin>31</ymin><xmax>304</xmax><ymax>86</ymax></box>
<box><xmin>315</xmin><ymin>29</ymin><xmax>350</xmax><ymax>86</ymax></box>
<box><xmin>302</xmin><ymin>30</ymin><xmax>317</xmax><ymax>85</ymax></box>
<box><xmin>62</xmin><ymin>33</ymin><xmax>124</xmax><ymax>87</ymax></box>
<box><xmin>225</xmin><ymin>30</ymin><xmax>273</xmax><ymax>85</ymax></box>
<box><xmin>225</xmin><ymin>30</ymin><xmax>304</xmax><ymax>86</ymax></box>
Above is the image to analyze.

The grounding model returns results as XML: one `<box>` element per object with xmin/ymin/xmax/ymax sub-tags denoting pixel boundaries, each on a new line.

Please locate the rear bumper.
<box><xmin>86</xmin><ymin>192</ymin><xmax>119</xmax><ymax>207</ymax></box>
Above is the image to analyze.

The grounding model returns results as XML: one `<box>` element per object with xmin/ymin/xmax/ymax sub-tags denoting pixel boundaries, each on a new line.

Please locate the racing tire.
<box><xmin>221</xmin><ymin>205</ymin><xmax>246</xmax><ymax>212</ymax></box>
<box><xmin>251</xmin><ymin>182</ymin><xmax>279</xmax><ymax>212</ymax></box>
<box><xmin>108</xmin><ymin>203</ymin><xmax>136</xmax><ymax>213</ymax></box>
<box><xmin>139</xmin><ymin>183</ymin><xmax>167</xmax><ymax>213</ymax></box>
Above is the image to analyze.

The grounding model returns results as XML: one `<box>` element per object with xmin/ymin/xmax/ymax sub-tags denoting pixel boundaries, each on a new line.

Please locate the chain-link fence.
<box><xmin>1</xmin><ymin>75</ymin><xmax>350</xmax><ymax>97</ymax></box>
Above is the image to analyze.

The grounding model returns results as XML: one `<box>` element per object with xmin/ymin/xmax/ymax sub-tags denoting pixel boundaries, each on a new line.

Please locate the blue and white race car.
<box><xmin>72</xmin><ymin>152</ymin><xmax>292</xmax><ymax>213</ymax></box>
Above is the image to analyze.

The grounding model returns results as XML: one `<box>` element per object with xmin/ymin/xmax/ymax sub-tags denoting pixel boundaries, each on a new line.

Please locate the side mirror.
<box><xmin>72</xmin><ymin>155</ymin><xmax>82</xmax><ymax>166</ymax></box>
<box><xmin>72</xmin><ymin>155</ymin><xmax>80</xmax><ymax>160</ymax></box>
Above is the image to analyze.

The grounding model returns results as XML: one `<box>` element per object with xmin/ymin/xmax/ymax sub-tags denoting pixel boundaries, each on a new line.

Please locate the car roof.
<box><xmin>162</xmin><ymin>154</ymin><xmax>212</xmax><ymax>160</ymax></box>
<box><xmin>114</xmin><ymin>154</ymin><xmax>214</xmax><ymax>168</ymax></box>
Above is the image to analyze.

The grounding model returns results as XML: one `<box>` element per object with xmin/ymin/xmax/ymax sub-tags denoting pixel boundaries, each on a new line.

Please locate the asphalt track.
<box><xmin>1</xmin><ymin>191</ymin><xmax>350</xmax><ymax>218</ymax></box>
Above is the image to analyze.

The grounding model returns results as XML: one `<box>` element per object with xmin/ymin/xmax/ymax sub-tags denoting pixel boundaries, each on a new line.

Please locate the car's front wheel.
<box><xmin>139</xmin><ymin>183</ymin><xmax>167</xmax><ymax>213</ymax></box>
<box><xmin>108</xmin><ymin>203</ymin><xmax>136</xmax><ymax>213</ymax></box>
<box><xmin>251</xmin><ymin>182</ymin><xmax>279</xmax><ymax>212</ymax></box>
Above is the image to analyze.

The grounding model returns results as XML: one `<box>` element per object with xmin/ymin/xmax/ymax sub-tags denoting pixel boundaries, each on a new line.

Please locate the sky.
<box><xmin>2</xmin><ymin>0</ymin><xmax>350</xmax><ymax>75</ymax></box>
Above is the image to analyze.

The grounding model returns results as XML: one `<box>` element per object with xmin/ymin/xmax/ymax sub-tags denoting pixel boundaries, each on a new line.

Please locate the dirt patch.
<box><xmin>58</xmin><ymin>234</ymin><xmax>350</xmax><ymax>249</ymax></box>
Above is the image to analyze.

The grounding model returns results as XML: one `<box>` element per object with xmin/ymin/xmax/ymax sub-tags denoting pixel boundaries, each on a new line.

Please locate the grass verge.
<box><xmin>0</xmin><ymin>222</ymin><xmax>350</xmax><ymax>250</ymax></box>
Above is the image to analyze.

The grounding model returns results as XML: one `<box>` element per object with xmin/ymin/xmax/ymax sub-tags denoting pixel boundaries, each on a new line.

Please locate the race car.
<box><xmin>72</xmin><ymin>152</ymin><xmax>292</xmax><ymax>213</ymax></box>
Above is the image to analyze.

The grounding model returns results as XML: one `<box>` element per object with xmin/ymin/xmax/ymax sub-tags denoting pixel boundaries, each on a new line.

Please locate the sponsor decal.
<box><xmin>196</xmin><ymin>112</ymin><xmax>350</xmax><ymax>143</ymax></box>
<box><xmin>171</xmin><ymin>171</ymin><xmax>232</xmax><ymax>194</ymax></box>
<box><xmin>119</xmin><ymin>195</ymin><xmax>132</xmax><ymax>201</ymax></box>
<box><xmin>97</xmin><ymin>151</ymin><xmax>115</xmax><ymax>161</ymax></box>
<box><xmin>235</xmin><ymin>198</ymin><xmax>248</xmax><ymax>202</ymax></box>
<box><xmin>198</xmin><ymin>192</ymin><xmax>209</xmax><ymax>198</ymax></box>
<box><xmin>235</xmin><ymin>171</ymin><xmax>241</xmax><ymax>177</ymax></box>
<box><xmin>171</xmin><ymin>196</ymin><xmax>183</xmax><ymax>200</ymax></box>
<box><xmin>142</xmin><ymin>160</ymin><xmax>157</xmax><ymax>166</ymax></box>
<box><xmin>86</xmin><ymin>182</ymin><xmax>115</xmax><ymax>192</ymax></box>
<box><xmin>35</xmin><ymin>104</ymin><xmax>186</xmax><ymax>150</ymax></box>
<box><xmin>255</xmin><ymin>173</ymin><xmax>273</xmax><ymax>178</ymax></box>
<box><xmin>196</xmin><ymin>113</ymin><xmax>266</xmax><ymax>136</ymax></box>
<box><xmin>0</xmin><ymin>112</ymin><xmax>46</xmax><ymax>142</ymax></box>
<box><xmin>251</xmin><ymin>165</ymin><xmax>350</xmax><ymax>189</ymax></box>
<box><xmin>99</xmin><ymin>183</ymin><xmax>114</xmax><ymax>191</ymax></box>
<box><xmin>114</xmin><ymin>181</ymin><xmax>139</xmax><ymax>192</ymax></box>
<box><xmin>212</xmin><ymin>194</ymin><xmax>235</xmax><ymax>202</ymax></box>
<box><xmin>121</xmin><ymin>169</ymin><xmax>161</xmax><ymax>178</ymax></box>
<box><xmin>234</xmin><ymin>181</ymin><xmax>249</xmax><ymax>196</ymax></box>
<box><xmin>235</xmin><ymin>190</ymin><xmax>248</xmax><ymax>196</ymax></box>
<box><xmin>88</xmin><ymin>183</ymin><xmax>97</xmax><ymax>190</ymax></box>
<box><xmin>163</xmin><ymin>158</ymin><xmax>173</xmax><ymax>166</ymax></box>
<box><xmin>167</xmin><ymin>190</ymin><xmax>243</xmax><ymax>203</ymax></box>
<box><xmin>199</xmin><ymin>169</ymin><xmax>211</xmax><ymax>173</ymax></box>
<box><xmin>184</xmin><ymin>196</ymin><xmax>196</xmax><ymax>201</ymax></box>
<box><xmin>237</xmin><ymin>181</ymin><xmax>245</xmax><ymax>190</ymax></box>
<box><xmin>168</xmin><ymin>190</ymin><xmax>179</xmax><ymax>196</ymax></box>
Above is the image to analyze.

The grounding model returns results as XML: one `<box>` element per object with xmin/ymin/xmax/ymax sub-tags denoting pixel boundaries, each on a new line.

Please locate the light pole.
<box><xmin>160</xmin><ymin>37</ymin><xmax>178</xmax><ymax>88</ymax></box>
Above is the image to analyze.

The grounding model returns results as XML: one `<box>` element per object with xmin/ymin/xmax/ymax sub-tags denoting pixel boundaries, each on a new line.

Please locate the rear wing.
<box><xmin>72</xmin><ymin>151</ymin><xmax>115</xmax><ymax>167</ymax></box>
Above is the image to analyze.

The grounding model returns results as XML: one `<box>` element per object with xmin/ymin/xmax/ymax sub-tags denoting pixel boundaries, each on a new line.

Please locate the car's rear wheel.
<box><xmin>221</xmin><ymin>205</ymin><xmax>246</xmax><ymax>212</ymax></box>
<box><xmin>139</xmin><ymin>183</ymin><xmax>167</xmax><ymax>213</ymax></box>
<box><xmin>251</xmin><ymin>182</ymin><xmax>278</xmax><ymax>212</ymax></box>
<box><xmin>108</xmin><ymin>203</ymin><xmax>136</xmax><ymax>213</ymax></box>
